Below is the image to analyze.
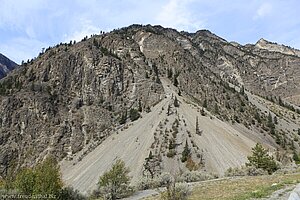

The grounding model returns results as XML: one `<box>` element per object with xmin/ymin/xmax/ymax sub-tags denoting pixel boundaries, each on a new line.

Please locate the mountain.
<box><xmin>255</xmin><ymin>38</ymin><xmax>300</xmax><ymax>57</ymax></box>
<box><xmin>0</xmin><ymin>53</ymin><xmax>17</xmax><ymax>79</ymax></box>
<box><xmin>0</xmin><ymin>25</ymin><xmax>299</xmax><ymax>193</ymax></box>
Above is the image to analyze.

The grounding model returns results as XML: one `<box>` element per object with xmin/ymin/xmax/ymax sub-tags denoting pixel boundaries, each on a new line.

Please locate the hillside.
<box><xmin>61</xmin><ymin>78</ymin><xmax>276</xmax><ymax>193</ymax></box>
<box><xmin>0</xmin><ymin>25</ymin><xmax>299</xmax><ymax>194</ymax></box>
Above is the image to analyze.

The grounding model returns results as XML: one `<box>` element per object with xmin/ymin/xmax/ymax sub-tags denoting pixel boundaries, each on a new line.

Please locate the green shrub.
<box><xmin>136</xmin><ymin>177</ymin><xmax>160</xmax><ymax>190</ymax></box>
<box><xmin>14</xmin><ymin>168</ymin><xmax>36</xmax><ymax>194</ymax></box>
<box><xmin>14</xmin><ymin>156</ymin><xmax>63</xmax><ymax>197</ymax></box>
<box><xmin>59</xmin><ymin>187</ymin><xmax>86</xmax><ymax>200</ymax></box>
<box><xmin>293</xmin><ymin>152</ymin><xmax>300</xmax><ymax>164</ymax></box>
<box><xmin>34</xmin><ymin>157</ymin><xmax>63</xmax><ymax>195</ymax></box>
<box><xmin>177</xmin><ymin>171</ymin><xmax>217</xmax><ymax>183</ymax></box>
<box><xmin>159</xmin><ymin>173</ymin><xmax>174</xmax><ymax>187</ymax></box>
<box><xmin>98</xmin><ymin>159</ymin><xmax>133</xmax><ymax>200</ymax></box>
<box><xmin>167</xmin><ymin>150</ymin><xmax>176</xmax><ymax>158</ymax></box>
<box><xmin>129</xmin><ymin>108</ymin><xmax>140</xmax><ymax>121</ymax></box>
<box><xmin>160</xmin><ymin>182</ymin><xmax>190</xmax><ymax>200</ymax></box>
<box><xmin>225</xmin><ymin>166</ymin><xmax>268</xmax><ymax>177</ymax></box>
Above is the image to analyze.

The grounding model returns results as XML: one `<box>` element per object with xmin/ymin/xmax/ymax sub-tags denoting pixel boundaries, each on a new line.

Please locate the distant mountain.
<box><xmin>0</xmin><ymin>53</ymin><xmax>17</xmax><ymax>79</ymax></box>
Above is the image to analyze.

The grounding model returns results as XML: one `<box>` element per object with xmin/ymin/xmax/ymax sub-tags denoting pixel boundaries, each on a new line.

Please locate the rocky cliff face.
<box><xmin>0</xmin><ymin>53</ymin><xmax>17</xmax><ymax>79</ymax></box>
<box><xmin>0</xmin><ymin>32</ymin><xmax>164</xmax><ymax>178</ymax></box>
<box><xmin>0</xmin><ymin>24</ymin><xmax>300</xmax><ymax>179</ymax></box>
<box><xmin>255</xmin><ymin>38</ymin><xmax>300</xmax><ymax>57</ymax></box>
<box><xmin>189</xmin><ymin>32</ymin><xmax>300</xmax><ymax>106</ymax></box>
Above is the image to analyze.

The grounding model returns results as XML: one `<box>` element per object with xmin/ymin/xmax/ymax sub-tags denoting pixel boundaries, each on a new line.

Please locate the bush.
<box><xmin>174</xmin><ymin>183</ymin><xmax>191</xmax><ymax>200</ymax></box>
<box><xmin>167</xmin><ymin>150</ymin><xmax>176</xmax><ymax>158</ymax></box>
<box><xmin>14</xmin><ymin>168</ymin><xmax>36</xmax><ymax>194</ymax></box>
<box><xmin>174</xmin><ymin>97</ymin><xmax>179</xmax><ymax>107</ymax></box>
<box><xmin>185</xmin><ymin>157</ymin><xmax>199</xmax><ymax>171</ymax></box>
<box><xmin>0</xmin><ymin>179</ymin><xmax>5</xmax><ymax>189</ymax></box>
<box><xmin>225</xmin><ymin>167</ymin><xmax>246</xmax><ymax>177</ymax></box>
<box><xmin>160</xmin><ymin>182</ymin><xmax>190</xmax><ymax>200</ymax></box>
<box><xmin>136</xmin><ymin>177</ymin><xmax>160</xmax><ymax>190</ymax></box>
<box><xmin>225</xmin><ymin>166</ymin><xmax>268</xmax><ymax>177</ymax></box>
<box><xmin>129</xmin><ymin>108</ymin><xmax>140</xmax><ymax>121</ymax></box>
<box><xmin>59</xmin><ymin>187</ymin><xmax>86</xmax><ymax>200</ymax></box>
<box><xmin>177</xmin><ymin>171</ymin><xmax>216</xmax><ymax>183</ymax></box>
<box><xmin>247</xmin><ymin>166</ymin><xmax>268</xmax><ymax>176</ymax></box>
<box><xmin>14</xmin><ymin>156</ymin><xmax>63</xmax><ymax>196</ymax></box>
<box><xmin>33</xmin><ymin>156</ymin><xmax>63</xmax><ymax>195</ymax></box>
<box><xmin>0</xmin><ymin>189</ymin><xmax>20</xmax><ymax>200</ymax></box>
<box><xmin>98</xmin><ymin>159</ymin><xmax>133</xmax><ymax>200</ymax></box>
<box><xmin>293</xmin><ymin>152</ymin><xmax>300</xmax><ymax>164</ymax></box>
<box><xmin>159</xmin><ymin>173</ymin><xmax>174</xmax><ymax>187</ymax></box>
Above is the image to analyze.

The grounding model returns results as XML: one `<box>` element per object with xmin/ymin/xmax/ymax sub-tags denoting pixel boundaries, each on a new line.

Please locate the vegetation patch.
<box><xmin>188</xmin><ymin>173</ymin><xmax>300</xmax><ymax>200</ymax></box>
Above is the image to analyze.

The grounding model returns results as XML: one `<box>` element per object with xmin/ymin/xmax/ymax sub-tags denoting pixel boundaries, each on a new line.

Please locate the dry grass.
<box><xmin>143</xmin><ymin>173</ymin><xmax>300</xmax><ymax>200</ymax></box>
<box><xmin>189</xmin><ymin>173</ymin><xmax>300</xmax><ymax>200</ymax></box>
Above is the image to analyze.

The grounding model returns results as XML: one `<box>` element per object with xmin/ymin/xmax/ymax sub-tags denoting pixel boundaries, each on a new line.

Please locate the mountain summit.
<box><xmin>255</xmin><ymin>38</ymin><xmax>300</xmax><ymax>57</ymax></box>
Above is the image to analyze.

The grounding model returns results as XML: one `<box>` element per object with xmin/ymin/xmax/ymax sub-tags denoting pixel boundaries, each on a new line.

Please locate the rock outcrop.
<box><xmin>256</xmin><ymin>38</ymin><xmax>300</xmax><ymax>57</ymax></box>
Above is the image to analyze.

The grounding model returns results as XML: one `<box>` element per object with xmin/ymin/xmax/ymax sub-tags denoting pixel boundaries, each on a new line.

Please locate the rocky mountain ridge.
<box><xmin>0</xmin><ymin>25</ymin><xmax>299</xmax><ymax>189</ymax></box>
<box><xmin>255</xmin><ymin>38</ymin><xmax>300</xmax><ymax>57</ymax></box>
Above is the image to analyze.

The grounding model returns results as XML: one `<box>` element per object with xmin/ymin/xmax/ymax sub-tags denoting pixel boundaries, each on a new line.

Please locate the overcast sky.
<box><xmin>1</xmin><ymin>0</ymin><xmax>300</xmax><ymax>63</ymax></box>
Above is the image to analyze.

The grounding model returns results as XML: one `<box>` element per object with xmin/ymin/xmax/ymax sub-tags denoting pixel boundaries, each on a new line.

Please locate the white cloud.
<box><xmin>25</xmin><ymin>26</ymin><xmax>37</xmax><ymax>39</ymax></box>
<box><xmin>0</xmin><ymin>37</ymin><xmax>47</xmax><ymax>63</ymax></box>
<box><xmin>0</xmin><ymin>0</ymin><xmax>46</xmax><ymax>29</ymax></box>
<box><xmin>1</xmin><ymin>0</ymin><xmax>300</xmax><ymax>63</ymax></box>
<box><xmin>254</xmin><ymin>3</ymin><xmax>272</xmax><ymax>19</ymax></box>
<box><xmin>64</xmin><ymin>18</ymin><xmax>100</xmax><ymax>42</ymax></box>
<box><xmin>156</xmin><ymin>0</ymin><xmax>205</xmax><ymax>32</ymax></box>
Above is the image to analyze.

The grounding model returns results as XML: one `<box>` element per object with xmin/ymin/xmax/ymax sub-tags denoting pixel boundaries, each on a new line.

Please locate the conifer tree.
<box><xmin>239</xmin><ymin>86</ymin><xmax>245</xmax><ymax>95</ymax></box>
<box><xmin>203</xmin><ymin>99</ymin><xmax>207</xmax><ymax>108</ymax></box>
<box><xmin>267</xmin><ymin>112</ymin><xmax>275</xmax><ymax>134</ymax></box>
<box><xmin>278</xmin><ymin>96</ymin><xmax>284</xmax><ymax>106</ymax></box>
<box><xmin>167</xmin><ymin>68</ymin><xmax>173</xmax><ymax>79</ymax></box>
<box><xmin>273</xmin><ymin>116</ymin><xmax>278</xmax><ymax>124</ymax></box>
<box><xmin>138</xmin><ymin>99</ymin><xmax>143</xmax><ymax>112</ymax></box>
<box><xmin>254</xmin><ymin>110</ymin><xmax>261</xmax><ymax>123</ymax></box>
<box><xmin>181</xmin><ymin>140</ymin><xmax>191</xmax><ymax>162</ymax></box>
<box><xmin>196</xmin><ymin>117</ymin><xmax>201</xmax><ymax>135</ymax></box>
<box><xmin>174</xmin><ymin>96</ymin><xmax>179</xmax><ymax>107</ymax></box>
<box><xmin>119</xmin><ymin>110</ymin><xmax>127</xmax><ymax>124</ymax></box>
<box><xmin>143</xmin><ymin>151</ymin><xmax>159</xmax><ymax>179</ymax></box>
<box><xmin>246</xmin><ymin>143</ymin><xmax>278</xmax><ymax>174</ymax></box>
<box><xmin>167</xmin><ymin>104</ymin><xmax>171</xmax><ymax>116</ymax></box>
